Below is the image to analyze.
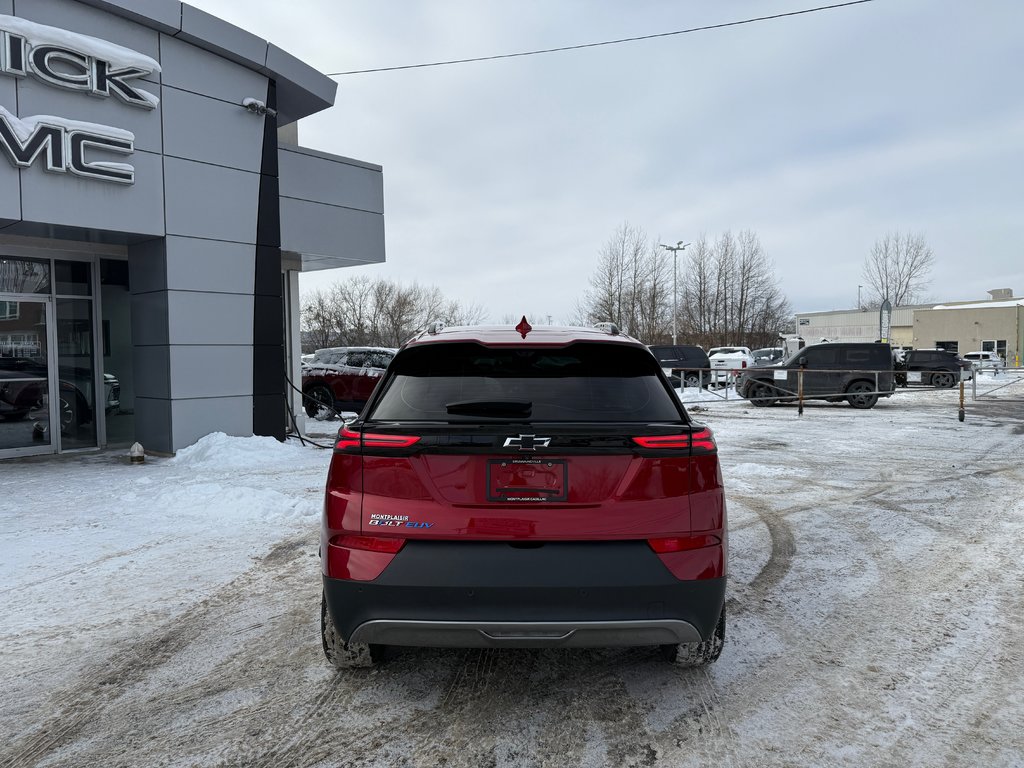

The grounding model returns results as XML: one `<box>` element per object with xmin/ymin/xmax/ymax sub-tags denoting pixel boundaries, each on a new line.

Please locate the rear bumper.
<box><xmin>323</xmin><ymin>540</ymin><xmax>726</xmax><ymax>648</ymax></box>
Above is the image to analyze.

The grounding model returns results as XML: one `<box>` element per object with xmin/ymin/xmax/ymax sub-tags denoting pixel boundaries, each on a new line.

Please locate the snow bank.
<box><xmin>169</xmin><ymin>432</ymin><xmax>312</xmax><ymax>469</ymax></box>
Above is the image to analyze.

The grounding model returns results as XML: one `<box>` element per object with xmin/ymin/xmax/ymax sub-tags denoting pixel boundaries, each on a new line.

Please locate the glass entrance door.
<box><xmin>0</xmin><ymin>299</ymin><xmax>55</xmax><ymax>454</ymax></box>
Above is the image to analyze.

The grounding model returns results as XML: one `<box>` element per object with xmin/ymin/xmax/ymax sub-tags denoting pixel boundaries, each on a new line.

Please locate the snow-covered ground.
<box><xmin>2</xmin><ymin>374</ymin><xmax>1023</xmax><ymax>767</ymax></box>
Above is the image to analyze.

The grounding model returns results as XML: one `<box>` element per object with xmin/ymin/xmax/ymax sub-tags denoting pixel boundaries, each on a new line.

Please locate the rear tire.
<box><xmin>321</xmin><ymin>591</ymin><xmax>385</xmax><ymax>669</ymax></box>
<box><xmin>845</xmin><ymin>380</ymin><xmax>878</xmax><ymax>409</ymax></box>
<box><xmin>683</xmin><ymin>373</ymin><xmax>701</xmax><ymax>389</ymax></box>
<box><xmin>304</xmin><ymin>385</ymin><xmax>334</xmax><ymax>419</ymax></box>
<box><xmin>661</xmin><ymin>605</ymin><xmax>725</xmax><ymax>667</ymax></box>
<box><xmin>747</xmin><ymin>382</ymin><xmax>777</xmax><ymax>407</ymax></box>
<box><xmin>932</xmin><ymin>372</ymin><xmax>955</xmax><ymax>389</ymax></box>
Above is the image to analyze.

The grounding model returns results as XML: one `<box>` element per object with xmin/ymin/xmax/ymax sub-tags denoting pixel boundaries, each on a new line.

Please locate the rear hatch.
<box><xmin>345</xmin><ymin>341</ymin><xmax>713</xmax><ymax>540</ymax></box>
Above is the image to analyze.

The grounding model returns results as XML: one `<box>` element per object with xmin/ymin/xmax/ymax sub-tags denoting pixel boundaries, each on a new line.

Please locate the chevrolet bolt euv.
<box><xmin>320</xmin><ymin>320</ymin><xmax>727</xmax><ymax>668</ymax></box>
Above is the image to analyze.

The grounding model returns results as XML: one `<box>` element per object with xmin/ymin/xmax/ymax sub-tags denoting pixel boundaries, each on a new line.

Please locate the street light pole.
<box><xmin>858</xmin><ymin>285</ymin><xmax>863</xmax><ymax>310</ymax></box>
<box><xmin>659</xmin><ymin>241</ymin><xmax>690</xmax><ymax>345</ymax></box>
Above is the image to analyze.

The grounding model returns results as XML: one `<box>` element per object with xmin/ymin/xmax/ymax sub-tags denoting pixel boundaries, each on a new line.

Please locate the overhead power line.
<box><xmin>327</xmin><ymin>0</ymin><xmax>877</xmax><ymax>77</ymax></box>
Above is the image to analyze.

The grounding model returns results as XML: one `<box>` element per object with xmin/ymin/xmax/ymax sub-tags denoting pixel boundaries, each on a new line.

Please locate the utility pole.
<box><xmin>659</xmin><ymin>241</ymin><xmax>690</xmax><ymax>345</ymax></box>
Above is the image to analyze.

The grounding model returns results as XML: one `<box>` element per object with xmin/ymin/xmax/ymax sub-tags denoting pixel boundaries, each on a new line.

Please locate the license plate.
<box><xmin>487</xmin><ymin>459</ymin><xmax>567</xmax><ymax>502</ymax></box>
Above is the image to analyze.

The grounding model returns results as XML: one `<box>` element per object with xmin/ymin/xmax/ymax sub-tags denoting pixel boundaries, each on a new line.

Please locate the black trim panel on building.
<box><xmin>252</xmin><ymin>81</ymin><xmax>285</xmax><ymax>440</ymax></box>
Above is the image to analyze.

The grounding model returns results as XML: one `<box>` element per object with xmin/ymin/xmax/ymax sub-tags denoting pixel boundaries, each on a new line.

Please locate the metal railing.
<box><xmin>670</xmin><ymin>364</ymin><xmax>1024</xmax><ymax>423</ymax></box>
<box><xmin>971</xmin><ymin>367</ymin><xmax>1024</xmax><ymax>402</ymax></box>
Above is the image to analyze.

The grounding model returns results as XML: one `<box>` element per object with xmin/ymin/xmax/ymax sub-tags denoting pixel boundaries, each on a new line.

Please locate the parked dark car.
<box><xmin>736</xmin><ymin>342</ymin><xmax>895</xmax><ymax>409</ymax></box>
<box><xmin>648</xmin><ymin>344</ymin><xmax>711</xmax><ymax>388</ymax></box>
<box><xmin>302</xmin><ymin>347</ymin><xmax>396</xmax><ymax>417</ymax></box>
<box><xmin>896</xmin><ymin>349</ymin><xmax>973</xmax><ymax>388</ymax></box>
<box><xmin>321</xmin><ymin>322</ymin><xmax>728</xmax><ymax>669</ymax></box>
<box><xmin>0</xmin><ymin>358</ymin><xmax>94</xmax><ymax>433</ymax></box>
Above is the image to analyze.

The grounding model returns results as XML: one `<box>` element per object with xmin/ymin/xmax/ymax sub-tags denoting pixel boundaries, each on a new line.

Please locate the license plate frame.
<box><xmin>487</xmin><ymin>458</ymin><xmax>568</xmax><ymax>502</ymax></box>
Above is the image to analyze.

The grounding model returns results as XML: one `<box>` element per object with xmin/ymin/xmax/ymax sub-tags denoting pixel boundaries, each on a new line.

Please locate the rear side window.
<box><xmin>369</xmin><ymin>342</ymin><xmax>683</xmax><ymax>423</ymax></box>
<box><xmin>802</xmin><ymin>347</ymin><xmax>838</xmax><ymax>367</ymax></box>
<box><xmin>841</xmin><ymin>347</ymin><xmax>890</xmax><ymax>366</ymax></box>
<box><xmin>650</xmin><ymin>346</ymin><xmax>682</xmax><ymax>364</ymax></box>
<box><xmin>365</xmin><ymin>351</ymin><xmax>394</xmax><ymax>369</ymax></box>
<box><xmin>345</xmin><ymin>351</ymin><xmax>369</xmax><ymax>368</ymax></box>
<box><xmin>843</xmin><ymin>348</ymin><xmax>871</xmax><ymax>365</ymax></box>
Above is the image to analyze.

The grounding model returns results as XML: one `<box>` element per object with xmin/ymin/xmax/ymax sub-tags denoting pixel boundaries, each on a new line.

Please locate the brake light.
<box><xmin>689</xmin><ymin>428</ymin><xmax>717</xmax><ymax>453</ymax></box>
<box><xmin>632</xmin><ymin>427</ymin><xmax>717</xmax><ymax>453</ymax></box>
<box><xmin>333</xmin><ymin>534</ymin><xmax>406</xmax><ymax>554</ymax></box>
<box><xmin>648</xmin><ymin>534</ymin><xmax>721</xmax><ymax>553</ymax></box>
<box><xmin>632</xmin><ymin>435</ymin><xmax>691</xmax><ymax>449</ymax></box>
<box><xmin>334</xmin><ymin>425</ymin><xmax>421</xmax><ymax>451</ymax></box>
<box><xmin>335</xmin><ymin>426</ymin><xmax>362</xmax><ymax>450</ymax></box>
<box><xmin>741</xmin><ymin>360</ymin><xmax>747</xmax><ymax>368</ymax></box>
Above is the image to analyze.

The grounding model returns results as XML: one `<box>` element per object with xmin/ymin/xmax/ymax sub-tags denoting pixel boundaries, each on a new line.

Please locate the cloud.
<box><xmin>189</xmin><ymin>0</ymin><xmax>1024</xmax><ymax>323</ymax></box>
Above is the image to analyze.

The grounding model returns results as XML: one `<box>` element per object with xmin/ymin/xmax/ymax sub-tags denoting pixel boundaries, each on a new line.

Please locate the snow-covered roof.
<box><xmin>930</xmin><ymin>299</ymin><xmax>1024</xmax><ymax>310</ymax></box>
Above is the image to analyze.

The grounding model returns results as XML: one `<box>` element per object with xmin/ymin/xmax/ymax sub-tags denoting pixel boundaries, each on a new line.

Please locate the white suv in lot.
<box><xmin>963</xmin><ymin>351</ymin><xmax>1005</xmax><ymax>373</ymax></box>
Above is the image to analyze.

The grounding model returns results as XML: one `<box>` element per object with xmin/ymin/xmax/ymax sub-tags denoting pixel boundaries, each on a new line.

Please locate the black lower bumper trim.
<box><xmin>324</xmin><ymin>541</ymin><xmax>726</xmax><ymax>648</ymax></box>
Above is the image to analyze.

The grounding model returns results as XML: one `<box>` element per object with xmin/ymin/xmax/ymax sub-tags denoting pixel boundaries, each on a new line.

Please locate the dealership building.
<box><xmin>0</xmin><ymin>0</ymin><xmax>385</xmax><ymax>459</ymax></box>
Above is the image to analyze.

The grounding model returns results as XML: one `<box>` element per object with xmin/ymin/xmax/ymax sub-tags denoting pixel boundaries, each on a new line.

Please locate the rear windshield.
<box><xmin>368</xmin><ymin>342</ymin><xmax>683</xmax><ymax>423</ymax></box>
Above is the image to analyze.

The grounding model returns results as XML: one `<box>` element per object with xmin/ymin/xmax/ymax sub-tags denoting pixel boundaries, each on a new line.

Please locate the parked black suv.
<box><xmin>896</xmin><ymin>349</ymin><xmax>972</xmax><ymax>389</ymax></box>
<box><xmin>648</xmin><ymin>344</ymin><xmax>711</xmax><ymax>388</ymax></box>
<box><xmin>736</xmin><ymin>342</ymin><xmax>895</xmax><ymax>409</ymax></box>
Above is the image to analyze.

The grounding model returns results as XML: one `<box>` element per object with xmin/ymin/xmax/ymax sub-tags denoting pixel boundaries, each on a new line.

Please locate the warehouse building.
<box><xmin>794</xmin><ymin>289</ymin><xmax>1022</xmax><ymax>365</ymax></box>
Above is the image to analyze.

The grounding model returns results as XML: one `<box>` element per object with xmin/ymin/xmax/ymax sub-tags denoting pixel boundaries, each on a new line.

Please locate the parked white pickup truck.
<box><xmin>708</xmin><ymin>346</ymin><xmax>755</xmax><ymax>385</ymax></box>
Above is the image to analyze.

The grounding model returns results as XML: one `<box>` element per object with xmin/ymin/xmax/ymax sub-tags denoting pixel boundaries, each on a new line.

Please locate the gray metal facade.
<box><xmin>0</xmin><ymin>0</ymin><xmax>385</xmax><ymax>454</ymax></box>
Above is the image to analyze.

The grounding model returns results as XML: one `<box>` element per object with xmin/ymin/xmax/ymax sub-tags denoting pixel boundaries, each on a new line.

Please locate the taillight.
<box><xmin>632</xmin><ymin>435</ymin><xmax>691</xmax><ymax>449</ymax></box>
<box><xmin>335</xmin><ymin>425</ymin><xmax>421</xmax><ymax>451</ymax></box>
<box><xmin>333</xmin><ymin>534</ymin><xmax>405</xmax><ymax>554</ymax></box>
<box><xmin>632</xmin><ymin>427</ymin><xmax>717</xmax><ymax>454</ymax></box>
<box><xmin>741</xmin><ymin>360</ymin><xmax>747</xmax><ymax>368</ymax></box>
<box><xmin>335</xmin><ymin>426</ymin><xmax>362</xmax><ymax>450</ymax></box>
<box><xmin>689</xmin><ymin>427</ymin><xmax>717</xmax><ymax>453</ymax></box>
<box><xmin>647</xmin><ymin>534</ymin><xmax>721</xmax><ymax>553</ymax></box>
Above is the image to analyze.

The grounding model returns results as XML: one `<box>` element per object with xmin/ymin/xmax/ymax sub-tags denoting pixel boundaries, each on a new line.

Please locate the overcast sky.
<box><xmin>190</xmin><ymin>0</ymin><xmax>1024</xmax><ymax>323</ymax></box>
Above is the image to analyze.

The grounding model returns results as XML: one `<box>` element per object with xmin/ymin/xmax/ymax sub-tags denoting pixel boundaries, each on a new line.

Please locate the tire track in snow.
<box><xmin>738</xmin><ymin>494</ymin><xmax>796</xmax><ymax>600</ymax></box>
<box><xmin>0</xmin><ymin>533</ymin><xmax>311</xmax><ymax>768</ymax></box>
<box><xmin>0</xmin><ymin>544</ymin><xmax>151</xmax><ymax>597</ymax></box>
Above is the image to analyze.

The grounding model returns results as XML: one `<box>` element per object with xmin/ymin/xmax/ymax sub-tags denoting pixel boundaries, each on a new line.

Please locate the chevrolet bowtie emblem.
<box><xmin>503</xmin><ymin>434</ymin><xmax>551</xmax><ymax>451</ymax></box>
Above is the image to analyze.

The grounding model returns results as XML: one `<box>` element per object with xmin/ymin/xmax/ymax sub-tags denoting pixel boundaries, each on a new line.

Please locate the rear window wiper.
<box><xmin>445</xmin><ymin>400</ymin><xmax>533</xmax><ymax>417</ymax></box>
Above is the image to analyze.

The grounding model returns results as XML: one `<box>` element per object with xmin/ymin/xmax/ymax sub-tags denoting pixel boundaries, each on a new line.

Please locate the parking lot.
<box><xmin>2</xmin><ymin>382</ymin><xmax>1023</xmax><ymax>767</ymax></box>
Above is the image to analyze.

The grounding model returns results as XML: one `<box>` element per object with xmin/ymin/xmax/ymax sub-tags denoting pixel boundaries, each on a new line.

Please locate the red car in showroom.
<box><xmin>320</xmin><ymin>320</ymin><xmax>728</xmax><ymax>668</ymax></box>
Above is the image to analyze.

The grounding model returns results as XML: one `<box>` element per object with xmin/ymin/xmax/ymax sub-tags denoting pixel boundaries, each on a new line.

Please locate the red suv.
<box><xmin>320</xmin><ymin>321</ymin><xmax>727</xmax><ymax>668</ymax></box>
<box><xmin>302</xmin><ymin>347</ymin><xmax>396</xmax><ymax>417</ymax></box>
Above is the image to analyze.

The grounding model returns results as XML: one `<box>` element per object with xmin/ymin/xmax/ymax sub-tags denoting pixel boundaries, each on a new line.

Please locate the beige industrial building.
<box><xmin>794</xmin><ymin>305</ymin><xmax>924</xmax><ymax>347</ymax></box>
<box><xmin>914</xmin><ymin>294</ymin><xmax>1023</xmax><ymax>366</ymax></box>
<box><xmin>794</xmin><ymin>289</ymin><xmax>1022</xmax><ymax>366</ymax></box>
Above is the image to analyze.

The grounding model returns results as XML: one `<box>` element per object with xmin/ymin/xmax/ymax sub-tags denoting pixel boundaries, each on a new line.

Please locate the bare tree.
<box><xmin>440</xmin><ymin>300</ymin><xmax>488</xmax><ymax>326</ymax></box>
<box><xmin>300</xmin><ymin>288</ymin><xmax>344</xmax><ymax>350</ymax></box>
<box><xmin>580</xmin><ymin>223</ymin><xmax>670</xmax><ymax>339</ymax></box>
<box><xmin>678</xmin><ymin>230</ymin><xmax>791</xmax><ymax>349</ymax></box>
<box><xmin>862</xmin><ymin>231</ymin><xmax>934</xmax><ymax>307</ymax></box>
<box><xmin>576</xmin><ymin>225</ymin><xmax>789</xmax><ymax>346</ymax></box>
<box><xmin>300</xmin><ymin>276</ymin><xmax>486</xmax><ymax>350</ymax></box>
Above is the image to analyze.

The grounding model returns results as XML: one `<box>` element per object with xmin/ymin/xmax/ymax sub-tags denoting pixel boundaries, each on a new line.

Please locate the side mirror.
<box><xmin>798</xmin><ymin>356</ymin><xmax>807</xmax><ymax>367</ymax></box>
